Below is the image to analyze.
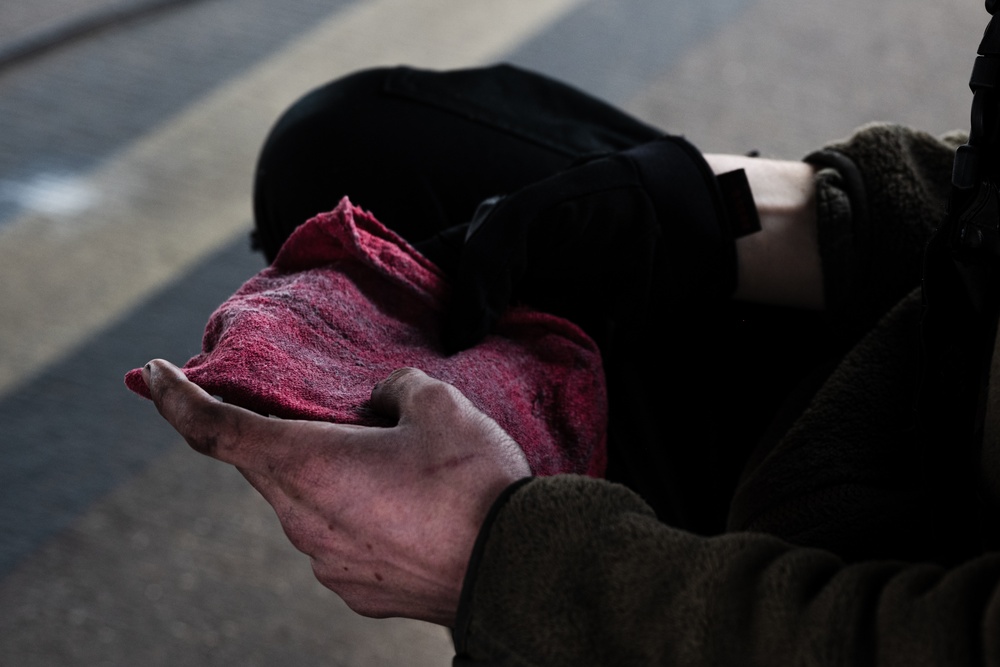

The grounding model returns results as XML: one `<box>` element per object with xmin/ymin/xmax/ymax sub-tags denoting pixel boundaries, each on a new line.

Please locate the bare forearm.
<box><xmin>705</xmin><ymin>154</ymin><xmax>824</xmax><ymax>310</ymax></box>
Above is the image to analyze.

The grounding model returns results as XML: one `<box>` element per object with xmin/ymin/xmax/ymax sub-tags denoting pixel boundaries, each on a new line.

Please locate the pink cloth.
<box><xmin>125</xmin><ymin>198</ymin><xmax>607</xmax><ymax>476</ymax></box>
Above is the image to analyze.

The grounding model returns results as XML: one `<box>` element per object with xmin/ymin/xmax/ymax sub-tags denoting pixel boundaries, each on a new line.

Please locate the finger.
<box><xmin>368</xmin><ymin>367</ymin><xmax>422</xmax><ymax>422</ymax></box>
<box><xmin>143</xmin><ymin>358</ymin><xmax>311</xmax><ymax>474</ymax></box>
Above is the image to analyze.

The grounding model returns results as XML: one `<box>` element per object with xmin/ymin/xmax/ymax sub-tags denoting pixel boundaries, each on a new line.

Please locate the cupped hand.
<box><xmin>142</xmin><ymin>359</ymin><xmax>531</xmax><ymax>627</ymax></box>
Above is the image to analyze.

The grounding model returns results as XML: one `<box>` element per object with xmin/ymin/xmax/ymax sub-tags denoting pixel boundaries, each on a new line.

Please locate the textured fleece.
<box><xmin>722</xmin><ymin>125</ymin><xmax>975</xmax><ymax>563</ymax></box>
<box><xmin>806</xmin><ymin>123</ymin><xmax>963</xmax><ymax>339</ymax></box>
<box><xmin>455</xmin><ymin>124</ymin><xmax>1000</xmax><ymax>665</ymax></box>
<box><xmin>455</xmin><ymin>476</ymin><xmax>1000</xmax><ymax>667</ymax></box>
<box><xmin>125</xmin><ymin>198</ymin><xmax>607</xmax><ymax>477</ymax></box>
<box><xmin>726</xmin><ymin>289</ymin><xmax>928</xmax><ymax>561</ymax></box>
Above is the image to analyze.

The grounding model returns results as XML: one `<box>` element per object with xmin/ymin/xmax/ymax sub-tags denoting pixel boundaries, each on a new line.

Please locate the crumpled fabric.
<box><xmin>125</xmin><ymin>198</ymin><xmax>607</xmax><ymax>476</ymax></box>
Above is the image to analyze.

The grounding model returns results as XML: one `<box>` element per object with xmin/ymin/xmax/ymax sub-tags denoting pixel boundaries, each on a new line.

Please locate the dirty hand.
<box><xmin>142</xmin><ymin>359</ymin><xmax>531</xmax><ymax>627</ymax></box>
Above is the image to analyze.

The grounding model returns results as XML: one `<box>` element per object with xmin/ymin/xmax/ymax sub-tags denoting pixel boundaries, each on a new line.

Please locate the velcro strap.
<box><xmin>716</xmin><ymin>168</ymin><xmax>762</xmax><ymax>238</ymax></box>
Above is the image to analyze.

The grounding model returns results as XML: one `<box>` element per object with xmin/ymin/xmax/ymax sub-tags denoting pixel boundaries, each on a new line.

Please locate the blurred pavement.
<box><xmin>0</xmin><ymin>0</ymin><xmax>987</xmax><ymax>664</ymax></box>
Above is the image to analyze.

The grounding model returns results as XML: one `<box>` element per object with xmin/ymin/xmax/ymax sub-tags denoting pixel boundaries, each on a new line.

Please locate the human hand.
<box><xmin>142</xmin><ymin>359</ymin><xmax>531</xmax><ymax>627</ymax></box>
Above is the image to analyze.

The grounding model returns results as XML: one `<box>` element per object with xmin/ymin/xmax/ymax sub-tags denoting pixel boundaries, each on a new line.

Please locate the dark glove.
<box><xmin>443</xmin><ymin>135</ymin><xmax>755</xmax><ymax>352</ymax></box>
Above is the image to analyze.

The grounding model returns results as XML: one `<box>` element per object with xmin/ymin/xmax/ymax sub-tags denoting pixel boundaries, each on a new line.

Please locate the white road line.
<box><xmin>0</xmin><ymin>0</ymin><xmax>586</xmax><ymax>397</ymax></box>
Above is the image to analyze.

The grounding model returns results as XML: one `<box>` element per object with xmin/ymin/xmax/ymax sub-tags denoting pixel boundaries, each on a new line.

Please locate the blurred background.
<box><xmin>0</xmin><ymin>0</ymin><xmax>986</xmax><ymax>664</ymax></box>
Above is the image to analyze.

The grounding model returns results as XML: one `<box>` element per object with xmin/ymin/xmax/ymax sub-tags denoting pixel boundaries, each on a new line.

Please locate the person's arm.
<box><xmin>455</xmin><ymin>474</ymin><xmax>1000</xmax><ymax>667</ymax></box>
<box><xmin>705</xmin><ymin>154</ymin><xmax>823</xmax><ymax>310</ymax></box>
<box><xmin>141</xmin><ymin>359</ymin><xmax>530</xmax><ymax>626</ymax></box>
<box><xmin>443</xmin><ymin>135</ymin><xmax>825</xmax><ymax>352</ymax></box>
<box><xmin>144</xmin><ymin>358</ymin><xmax>1000</xmax><ymax>667</ymax></box>
<box><xmin>446</xmin><ymin>124</ymin><xmax>962</xmax><ymax>352</ymax></box>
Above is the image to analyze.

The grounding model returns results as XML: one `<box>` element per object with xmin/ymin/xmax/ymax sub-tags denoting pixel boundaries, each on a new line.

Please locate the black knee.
<box><xmin>252</xmin><ymin>67</ymin><xmax>399</xmax><ymax>262</ymax></box>
<box><xmin>251</xmin><ymin>63</ymin><xmax>660</xmax><ymax>263</ymax></box>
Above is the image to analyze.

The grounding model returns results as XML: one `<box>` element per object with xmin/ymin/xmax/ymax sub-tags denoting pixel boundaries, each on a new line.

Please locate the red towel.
<box><xmin>125</xmin><ymin>198</ymin><xmax>607</xmax><ymax>476</ymax></box>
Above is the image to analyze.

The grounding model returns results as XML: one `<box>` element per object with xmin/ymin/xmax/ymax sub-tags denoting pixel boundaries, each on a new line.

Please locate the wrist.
<box><xmin>705</xmin><ymin>154</ymin><xmax>823</xmax><ymax>309</ymax></box>
<box><xmin>410</xmin><ymin>474</ymin><xmax>533</xmax><ymax>627</ymax></box>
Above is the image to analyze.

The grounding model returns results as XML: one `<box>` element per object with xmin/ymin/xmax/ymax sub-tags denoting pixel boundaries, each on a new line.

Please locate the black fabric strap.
<box><xmin>717</xmin><ymin>168</ymin><xmax>762</xmax><ymax>238</ymax></box>
<box><xmin>627</xmin><ymin>135</ymin><xmax>741</xmax><ymax>301</ymax></box>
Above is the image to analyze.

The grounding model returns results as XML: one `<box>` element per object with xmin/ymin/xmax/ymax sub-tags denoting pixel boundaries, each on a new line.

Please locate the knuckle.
<box><xmin>375</xmin><ymin>367</ymin><xmax>421</xmax><ymax>394</ymax></box>
<box><xmin>310</xmin><ymin>565</ymin><xmax>385</xmax><ymax>618</ymax></box>
<box><xmin>277</xmin><ymin>506</ymin><xmax>316</xmax><ymax>555</ymax></box>
<box><xmin>409</xmin><ymin>379</ymin><xmax>456</xmax><ymax>408</ymax></box>
<box><xmin>370</xmin><ymin>367</ymin><xmax>426</xmax><ymax>418</ymax></box>
<box><xmin>341</xmin><ymin>590</ymin><xmax>388</xmax><ymax>619</ymax></box>
<box><xmin>285</xmin><ymin>530</ymin><xmax>315</xmax><ymax>557</ymax></box>
<box><xmin>311</xmin><ymin>560</ymin><xmax>336</xmax><ymax>588</ymax></box>
<box><xmin>404</xmin><ymin>379</ymin><xmax>467</xmax><ymax>424</ymax></box>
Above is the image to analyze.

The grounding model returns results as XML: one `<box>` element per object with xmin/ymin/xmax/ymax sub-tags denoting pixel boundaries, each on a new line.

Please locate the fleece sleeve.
<box><xmin>452</xmin><ymin>475</ymin><xmax>1000</xmax><ymax>667</ymax></box>
<box><xmin>806</xmin><ymin>123</ymin><xmax>962</xmax><ymax>339</ymax></box>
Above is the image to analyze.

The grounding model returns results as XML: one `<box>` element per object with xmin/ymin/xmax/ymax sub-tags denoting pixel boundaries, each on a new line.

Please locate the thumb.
<box><xmin>369</xmin><ymin>367</ymin><xmax>471</xmax><ymax>428</ymax></box>
<box><xmin>142</xmin><ymin>359</ymin><xmax>295</xmax><ymax>474</ymax></box>
<box><xmin>368</xmin><ymin>367</ymin><xmax>432</xmax><ymax>421</ymax></box>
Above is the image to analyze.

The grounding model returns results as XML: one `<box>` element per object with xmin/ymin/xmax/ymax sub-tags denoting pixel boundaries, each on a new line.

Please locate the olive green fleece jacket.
<box><xmin>454</xmin><ymin>473</ymin><xmax>1000</xmax><ymax>666</ymax></box>
<box><xmin>453</xmin><ymin>125</ymin><xmax>1000</xmax><ymax>666</ymax></box>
